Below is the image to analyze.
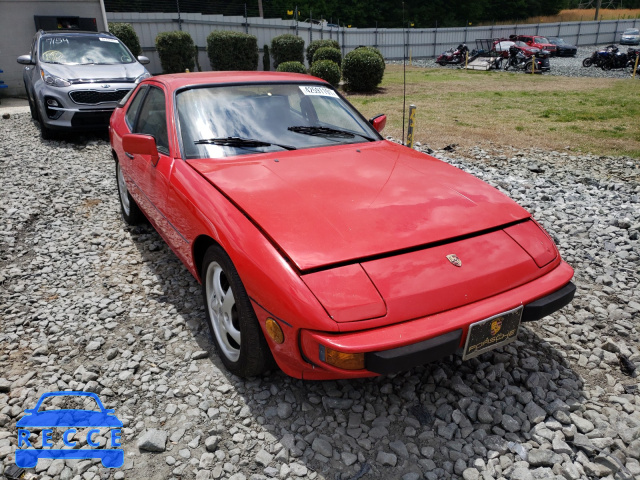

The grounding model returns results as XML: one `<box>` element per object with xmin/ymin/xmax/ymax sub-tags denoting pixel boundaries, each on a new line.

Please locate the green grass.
<box><xmin>346</xmin><ymin>65</ymin><xmax>640</xmax><ymax>158</ymax></box>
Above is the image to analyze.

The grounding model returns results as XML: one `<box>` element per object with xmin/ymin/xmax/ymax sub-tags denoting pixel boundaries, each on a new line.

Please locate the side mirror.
<box><xmin>137</xmin><ymin>56</ymin><xmax>150</xmax><ymax>65</ymax></box>
<box><xmin>369</xmin><ymin>114</ymin><xmax>386</xmax><ymax>133</ymax></box>
<box><xmin>17</xmin><ymin>54</ymin><xmax>35</xmax><ymax>65</ymax></box>
<box><xmin>123</xmin><ymin>134</ymin><xmax>159</xmax><ymax>166</ymax></box>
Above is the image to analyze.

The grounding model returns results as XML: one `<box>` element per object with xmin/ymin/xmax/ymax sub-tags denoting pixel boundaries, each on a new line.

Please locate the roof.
<box><xmin>146</xmin><ymin>71</ymin><xmax>329</xmax><ymax>89</ymax></box>
<box><xmin>41</xmin><ymin>30</ymin><xmax>115</xmax><ymax>36</ymax></box>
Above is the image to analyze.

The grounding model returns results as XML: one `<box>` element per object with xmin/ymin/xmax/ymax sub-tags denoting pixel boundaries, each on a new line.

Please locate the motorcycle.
<box><xmin>582</xmin><ymin>45</ymin><xmax>619</xmax><ymax>69</ymax></box>
<box><xmin>503</xmin><ymin>45</ymin><xmax>547</xmax><ymax>73</ymax></box>
<box><xmin>437</xmin><ymin>44</ymin><xmax>469</xmax><ymax>66</ymax></box>
<box><xmin>600</xmin><ymin>45</ymin><xmax>630</xmax><ymax>70</ymax></box>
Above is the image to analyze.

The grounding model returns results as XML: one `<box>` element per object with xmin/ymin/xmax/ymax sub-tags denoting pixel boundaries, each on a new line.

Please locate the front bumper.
<box><xmin>296</xmin><ymin>261</ymin><xmax>574</xmax><ymax>379</ymax></box>
<box><xmin>36</xmin><ymin>83</ymin><xmax>133</xmax><ymax>130</ymax></box>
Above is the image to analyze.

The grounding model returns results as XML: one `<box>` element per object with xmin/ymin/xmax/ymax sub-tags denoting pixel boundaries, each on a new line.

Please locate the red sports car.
<box><xmin>110</xmin><ymin>72</ymin><xmax>575</xmax><ymax>380</ymax></box>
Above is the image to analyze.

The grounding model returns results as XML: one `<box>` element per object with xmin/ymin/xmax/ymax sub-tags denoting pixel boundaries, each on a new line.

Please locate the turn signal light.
<box><xmin>265</xmin><ymin>318</ymin><xmax>284</xmax><ymax>344</ymax></box>
<box><xmin>320</xmin><ymin>346</ymin><xmax>365</xmax><ymax>370</ymax></box>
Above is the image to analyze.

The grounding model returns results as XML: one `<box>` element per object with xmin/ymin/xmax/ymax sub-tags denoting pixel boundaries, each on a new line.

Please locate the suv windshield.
<box><xmin>177</xmin><ymin>83</ymin><xmax>379</xmax><ymax>159</ymax></box>
<box><xmin>39</xmin><ymin>35</ymin><xmax>133</xmax><ymax>65</ymax></box>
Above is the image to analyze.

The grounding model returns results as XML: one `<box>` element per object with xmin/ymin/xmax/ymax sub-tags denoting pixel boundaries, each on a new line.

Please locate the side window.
<box><xmin>134</xmin><ymin>87</ymin><xmax>169</xmax><ymax>154</ymax></box>
<box><xmin>125</xmin><ymin>86</ymin><xmax>147</xmax><ymax>131</ymax></box>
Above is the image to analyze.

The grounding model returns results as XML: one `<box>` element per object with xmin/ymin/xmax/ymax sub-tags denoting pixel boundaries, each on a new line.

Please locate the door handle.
<box><xmin>124</xmin><ymin>152</ymin><xmax>134</xmax><ymax>159</ymax></box>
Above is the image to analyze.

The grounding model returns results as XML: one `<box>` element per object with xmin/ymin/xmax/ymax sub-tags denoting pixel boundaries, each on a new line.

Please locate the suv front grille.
<box><xmin>69</xmin><ymin>89</ymin><xmax>131</xmax><ymax>105</ymax></box>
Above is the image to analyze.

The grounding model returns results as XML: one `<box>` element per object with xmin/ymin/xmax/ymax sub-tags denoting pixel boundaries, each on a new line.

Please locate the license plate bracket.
<box><xmin>462</xmin><ymin>306</ymin><xmax>523</xmax><ymax>360</ymax></box>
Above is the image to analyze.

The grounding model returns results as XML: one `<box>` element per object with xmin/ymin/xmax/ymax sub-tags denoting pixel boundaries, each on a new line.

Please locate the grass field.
<box><xmin>345</xmin><ymin>65</ymin><xmax>640</xmax><ymax>158</ymax></box>
<box><xmin>481</xmin><ymin>8</ymin><xmax>640</xmax><ymax>25</ymax></box>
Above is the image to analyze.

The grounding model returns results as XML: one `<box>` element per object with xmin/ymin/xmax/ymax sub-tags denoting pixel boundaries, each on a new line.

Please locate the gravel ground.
<box><xmin>0</xmin><ymin>112</ymin><xmax>639</xmax><ymax>480</ymax></box>
<box><xmin>399</xmin><ymin>46</ymin><xmax>639</xmax><ymax>79</ymax></box>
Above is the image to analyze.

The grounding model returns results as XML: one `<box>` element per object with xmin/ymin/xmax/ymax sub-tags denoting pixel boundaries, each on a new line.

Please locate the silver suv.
<box><xmin>17</xmin><ymin>30</ymin><xmax>150</xmax><ymax>139</ymax></box>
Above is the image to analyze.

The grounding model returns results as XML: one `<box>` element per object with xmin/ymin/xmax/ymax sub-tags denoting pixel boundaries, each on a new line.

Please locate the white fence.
<box><xmin>107</xmin><ymin>11</ymin><xmax>640</xmax><ymax>74</ymax></box>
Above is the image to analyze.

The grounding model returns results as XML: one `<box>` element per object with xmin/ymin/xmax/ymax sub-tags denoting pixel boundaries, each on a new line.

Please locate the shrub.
<box><xmin>206</xmin><ymin>30</ymin><xmax>258</xmax><ymax>71</ymax></box>
<box><xmin>155</xmin><ymin>31</ymin><xmax>195</xmax><ymax>73</ymax></box>
<box><xmin>271</xmin><ymin>34</ymin><xmax>304</xmax><ymax>67</ymax></box>
<box><xmin>306</xmin><ymin>39</ymin><xmax>340</xmax><ymax>65</ymax></box>
<box><xmin>263</xmin><ymin>44</ymin><xmax>271</xmax><ymax>71</ymax></box>
<box><xmin>108</xmin><ymin>22</ymin><xmax>141</xmax><ymax>57</ymax></box>
<box><xmin>309</xmin><ymin>60</ymin><xmax>341</xmax><ymax>87</ymax></box>
<box><xmin>312</xmin><ymin>47</ymin><xmax>342</xmax><ymax>67</ymax></box>
<box><xmin>342</xmin><ymin>47</ymin><xmax>385</xmax><ymax>92</ymax></box>
<box><xmin>276</xmin><ymin>61</ymin><xmax>307</xmax><ymax>74</ymax></box>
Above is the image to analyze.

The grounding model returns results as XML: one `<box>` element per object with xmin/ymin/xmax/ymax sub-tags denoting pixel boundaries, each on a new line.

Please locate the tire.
<box><xmin>582</xmin><ymin>58</ymin><xmax>592</xmax><ymax>67</ymax></box>
<box><xmin>116</xmin><ymin>161</ymin><xmax>144</xmax><ymax>225</ymax></box>
<box><xmin>38</xmin><ymin>107</ymin><xmax>54</xmax><ymax>140</ymax></box>
<box><xmin>504</xmin><ymin>62</ymin><xmax>510</xmax><ymax>71</ymax></box>
<box><xmin>438</xmin><ymin>60</ymin><xmax>447</xmax><ymax>66</ymax></box>
<box><xmin>201</xmin><ymin>244</ymin><xmax>275</xmax><ymax>377</ymax></box>
<box><xmin>26</xmin><ymin>90</ymin><xmax>38</xmax><ymax>120</ymax></box>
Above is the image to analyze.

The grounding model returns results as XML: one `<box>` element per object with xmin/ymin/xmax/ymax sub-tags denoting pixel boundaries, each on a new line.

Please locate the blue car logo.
<box><xmin>16</xmin><ymin>391</ymin><xmax>123</xmax><ymax>468</ymax></box>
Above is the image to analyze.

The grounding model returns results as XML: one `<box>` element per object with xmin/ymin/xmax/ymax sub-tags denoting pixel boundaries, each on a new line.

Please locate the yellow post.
<box><xmin>406</xmin><ymin>105</ymin><xmax>417</xmax><ymax>149</ymax></box>
<box><xmin>531</xmin><ymin>58</ymin><xmax>535</xmax><ymax>74</ymax></box>
<box><xmin>634</xmin><ymin>54</ymin><xmax>639</xmax><ymax>78</ymax></box>
<box><xmin>409</xmin><ymin>48</ymin><xmax>412</xmax><ymax>64</ymax></box>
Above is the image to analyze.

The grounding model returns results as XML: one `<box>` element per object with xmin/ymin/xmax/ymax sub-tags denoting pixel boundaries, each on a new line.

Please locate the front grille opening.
<box><xmin>69</xmin><ymin>89</ymin><xmax>131</xmax><ymax>105</ymax></box>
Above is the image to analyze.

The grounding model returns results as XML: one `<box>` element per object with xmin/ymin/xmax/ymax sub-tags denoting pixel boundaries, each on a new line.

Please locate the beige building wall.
<box><xmin>0</xmin><ymin>0</ymin><xmax>107</xmax><ymax>97</ymax></box>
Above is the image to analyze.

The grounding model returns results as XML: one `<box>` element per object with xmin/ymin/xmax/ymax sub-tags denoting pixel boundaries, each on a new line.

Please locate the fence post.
<box><xmin>595</xmin><ymin>19</ymin><xmax>601</xmax><ymax>45</ymax></box>
<box><xmin>341</xmin><ymin>24</ymin><xmax>345</xmax><ymax>58</ymax></box>
<box><xmin>295</xmin><ymin>6</ymin><xmax>298</xmax><ymax>36</ymax></box>
<box><xmin>309</xmin><ymin>9</ymin><xmax>313</xmax><ymax>43</ymax></box>
<box><xmin>375</xmin><ymin>22</ymin><xmax>378</xmax><ymax>49</ymax></box>
<box><xmin>615</xmin><ymin>17</ymin><xmax>620</xmax><ymax>44</ymax></box>
<box><xmin>176</xmin><ymin>0</ymin><xmax>182</xmax><ymax>30</ymax></box>
<box><xmin>434</xmin><ymin>22</ymin><xmax>438</xmax><ymax>58</ymax></box>
<box><xmin>464</xmin><ymin>21</ymin><xmax>468</xmax><ymax>43</ymax></box>
<box><xmin>244</xmin><ymin>4</ymin><xmax>248</xmax><ymax>34</ymax></box>
<box><xmin>577</xmin><ymin>21</ymin><xmax>582</xmax><ymax>46</ymax></box>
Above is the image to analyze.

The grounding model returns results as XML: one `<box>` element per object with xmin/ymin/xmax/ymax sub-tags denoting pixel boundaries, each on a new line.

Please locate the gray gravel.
<box><xmin>398</xmin><ymin>46</ymin><xmax>640</xmax><ymax>79</ymax></box>
<box><xmin>1</xmin><ymin>112</ymin><xmax>639</xmax><ymax>480</ymax></box>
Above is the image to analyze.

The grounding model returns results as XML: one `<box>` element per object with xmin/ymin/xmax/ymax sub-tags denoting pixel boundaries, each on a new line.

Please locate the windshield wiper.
<box><xmin>288</xmin><ymin>126</ymin><xmax>374</xmax><ymax>141</ymax></box>
<box><xmin>194</xmin><ymin>136</ymin><xmax>296</xmax><ymax>151</ymax></box>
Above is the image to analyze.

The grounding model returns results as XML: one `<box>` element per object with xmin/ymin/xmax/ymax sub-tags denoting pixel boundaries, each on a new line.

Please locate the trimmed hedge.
<box><xmin>108</xmin><ymin>22</ymin><xmax>141</xmax><ymax>57</ymax></box>
<box><xmin>312</xmin><ymin>47</ymin><xmax>342</xmax><ymax>67</ymax></box>
<box><xmin>271</xmin><ymin>34</ymin><xmax>304</xmax><ymax>67</ymax></box>
<box><xmin>206</xmin><ymin>30</ymin><xmax>258</xmax><ymax>71</ymax></box>
<box><xmin>276</xmin><ymin>61</ymin><xmax>307</xmax><ymax>74</ymax></box>
<box><xmin>309</xmin><ymin>60</ymin><xmax>341</xmax><ymax>87</ymax></box>
<box><xmin>156</xmin><ymin>31</ymin><xmax>195</xmax><ymax>73</ymax></box>
<box><xmin>306</xmin><ymin>39</ymin><xmax>340</xmax><ymax>65</ymax></box>
<box><xmin>263</xmin><ymin>45</ymin><xmax>271</xmax><ymax>71</ymax></box>
<box><xmin>342</xmin><ymin>47</ymin><xmax>385</xmax><ymax>92</ymax></box>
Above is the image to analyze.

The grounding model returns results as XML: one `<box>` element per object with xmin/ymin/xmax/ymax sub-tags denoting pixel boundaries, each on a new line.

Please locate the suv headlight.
<box><xmin>135</xmin><ymin>72</ymin><xmax>151</xmax><ymax>84</ymax></box>
<box><xmin>40</xmin><ymin>69</ymin><xmax>71</xmax><ymax>87</ymax></box>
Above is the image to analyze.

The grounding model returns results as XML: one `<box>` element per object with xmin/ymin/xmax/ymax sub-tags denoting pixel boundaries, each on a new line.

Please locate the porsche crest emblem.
<box><xmin>490</xmin><ymin>318</ymin><xmax>502</xmax><ymax>336</ymax></box>
<box><xmin>446</xmin><ymin>254</ymin><xmax>462</xmax><ymax>267</ymax></box>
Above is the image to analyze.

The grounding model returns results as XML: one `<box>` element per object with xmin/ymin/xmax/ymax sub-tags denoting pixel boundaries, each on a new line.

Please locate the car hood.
<box><xmin>188</xmin><ymin>141</ymin><xmax>530</xmax><ymax>271</ymax></box>
<box><xmin>39</xmin><ymin>62</ymin><xmax>145</xmax><ymax>83</ymax></box>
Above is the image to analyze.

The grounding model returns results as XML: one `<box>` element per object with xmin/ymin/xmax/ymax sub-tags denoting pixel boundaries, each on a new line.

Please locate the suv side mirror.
<box><xmin>123</xmin><ymin>134</ymin><xmax>159</xmax><ymax>166</ymax></box>
<box><xmin>17</xmin><ymin>55</ymin><xmax>35</xmax><ymax>65</ymax></box>
<box><xmin>137</xmin><ymin>56</ymin><xmax>150</xmax><ymax>65</ymax></box>
<box><xmin>369</xmin><ymin>114</ymin><xmax>387</xmax><ymax>133</ymax></box>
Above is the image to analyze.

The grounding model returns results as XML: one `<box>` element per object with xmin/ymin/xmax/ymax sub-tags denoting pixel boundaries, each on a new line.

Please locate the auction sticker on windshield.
<box><xmin>299</xmin><ymin>86</ymin><xmax>338</xmax><ymax>97</ymax></box>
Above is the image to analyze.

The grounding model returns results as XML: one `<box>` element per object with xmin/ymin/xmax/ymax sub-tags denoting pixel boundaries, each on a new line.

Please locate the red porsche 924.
<box><xmin>109</xmin><ymin>72</ymin><xmax>575</xmax><ymax>380</ymax></box>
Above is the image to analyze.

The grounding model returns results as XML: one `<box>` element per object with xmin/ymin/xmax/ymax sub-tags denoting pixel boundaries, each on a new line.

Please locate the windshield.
<box><xmin>39</xmin><ymin>35</ymin><xmax>133</xmax><ymax>65</ymax></box>
<box><xmin>536</xmin><ymin>37</ymin><xmax>550</xmax><ymax>44</ymax></box>
<box><xmin>177</xmin><ymin>83</ymin><xmax>379</xmax><ymax>159</ymax></box>
<box><xmin>624</xmin><ymin>29</ymin><xmax>639</xmax><ymax>35</ymax></box>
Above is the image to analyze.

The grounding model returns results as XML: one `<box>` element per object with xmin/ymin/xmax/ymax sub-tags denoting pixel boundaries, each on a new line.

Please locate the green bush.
<box><xmin>271</xmin><ymin>34</ymin><xmax>304</xmax><ymax>67</ymax></box>
<box><xmin>276</xmin><ymin>61</ymin><xmax>307</xmax><ymax>74</ymax></box>
<box><xmin>309</xmin><ymin>60</ymin><xmax>341</xmax><ymax>87</ymax></box>
<box><xmin>155</xmin><ymin>31</ymin><xmax>195</xmax><ymax>73</ymax></box>
<box><xmin>306</xmin><ymin>39</ymin><xmax>340</xmax><ymax>65</ymax></box>
<box><xmin>206</xmin><ymin>30</ymin><xmax>258</xmax><ymax>71</ymax></box>
<box><xmin>263</xmin><ymin>44</ymin><xmax>271</xmax><ymax>71</ymax></box>
<box><xmin>108</xmin><ymin>22</ymin><xmax>141</xmax><ymax>57</ymax></box>
<box><xmin>342</xmin><ymin>47</ymin><xmax>385</xmax><ymax>92</ymax></box>
<box><xmin>312</xmin><ymin>47</ymin><xmax>342</xmax><ymax>67</ymax></box>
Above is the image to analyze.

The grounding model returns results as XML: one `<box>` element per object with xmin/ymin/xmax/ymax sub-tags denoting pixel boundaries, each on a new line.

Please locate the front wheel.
<box><xmin>438</xmin><ymin>60</ymin><xmax>447</xmax><ymax>66</ymax></box>
<box><xmin>201</xmin><ymin>245</ymin><xmax>275</xmax><ymax>377</ymax></box>
<box><xmin>582</xmin><ymin>58</ymin><xmax>592</xmax><ymax>67</ymax></box>
<box><xmin>116</xmin><ymin>161</ymin><xmax>144</xmax><ymax>225</ymax></box>
<box><xmin>38</xmin><ymin>108</ymin><xmax>54</xmax><ymax>140</ymax></box>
